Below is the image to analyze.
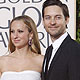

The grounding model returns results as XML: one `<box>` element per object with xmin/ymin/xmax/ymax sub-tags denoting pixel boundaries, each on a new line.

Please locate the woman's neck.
<box><xmin>14</xmin><ymin>46</ymin><xmax>32</xmax><ymax>57</ymax></box>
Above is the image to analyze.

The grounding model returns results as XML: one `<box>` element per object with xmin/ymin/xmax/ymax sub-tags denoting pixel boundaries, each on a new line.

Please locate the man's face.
<box><xmin>43</xmin><ymin>5</ymin><xmax>69</xmax><ymax>41</ymax></box>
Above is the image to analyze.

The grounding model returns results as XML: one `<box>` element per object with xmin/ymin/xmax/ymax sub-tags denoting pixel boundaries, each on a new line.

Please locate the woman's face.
<box><xmin>10</xmin><ymin>20</ymin><xmax>30</xmax><ymax>49</ymax></box>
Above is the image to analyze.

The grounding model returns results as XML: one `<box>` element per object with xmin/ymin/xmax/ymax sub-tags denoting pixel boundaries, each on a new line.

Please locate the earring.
<box><xmin>28</xmin><ymin>37</ymin><xmax>32</xmax><ymax>46</ymax></box>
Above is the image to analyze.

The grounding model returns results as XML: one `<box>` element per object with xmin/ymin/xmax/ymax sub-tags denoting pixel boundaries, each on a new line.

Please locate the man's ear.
<box><xmin>66</xmin><ymin>17</ymin><xmax>69</xmax><ymax>25</ymax></box>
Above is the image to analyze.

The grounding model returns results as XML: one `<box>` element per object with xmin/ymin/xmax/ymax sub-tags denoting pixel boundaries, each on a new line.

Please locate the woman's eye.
<box><xmin>18</xmin><ymin>30</ymin><xmax>24</xmax><ymax>33</ymax></box>
<box><xmin>11</xmin><ymin>30</ymin><xmax>14</xmax><ymax>33</ymax></box>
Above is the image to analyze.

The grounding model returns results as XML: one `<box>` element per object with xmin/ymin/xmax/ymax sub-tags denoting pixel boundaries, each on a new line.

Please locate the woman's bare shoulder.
<box><xmin>0</xmin><ymin>55</ymin><xmax>8</xmax><ymax>70</ymax></box>
<box><xmin>0</xmin><ymin>55</ymin><xmax>9</xmax><ymax>62</ymax></box>
<box><xmin>34</xmin><ymin>54</ymin><xmax>44</xmax><ymax>65</ymax></box>
<box><xmin>37</xmin><ymin>54</ymin><xmax>44</xmax><ymax>60</ymax></box>
<box><xmin>33</xmin><ymin>53</ymin><xmax>44</xmax><ymax>60</ymax></box>
<box><xmin>0</xmin><ymin>52</ymin><xmax>14</xmax><ymax>62</ymax></box>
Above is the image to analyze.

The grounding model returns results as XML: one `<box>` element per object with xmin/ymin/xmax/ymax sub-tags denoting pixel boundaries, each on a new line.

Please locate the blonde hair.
<box><xmin>8</xmin><ymin>15</ymin><xmax>41</xmax><ymax>54</ymax></box>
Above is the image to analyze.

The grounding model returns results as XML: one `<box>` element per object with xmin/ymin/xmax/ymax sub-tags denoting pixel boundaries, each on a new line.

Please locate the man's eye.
<box><xmin>44</xmin><ymin>16</ymin><xmax>50</xmax><ymax>20</ymax></box>
<box><xmin>56</xmin><ymin>16</ymin><xmax>61</xmax><ymax>20</ymax></box>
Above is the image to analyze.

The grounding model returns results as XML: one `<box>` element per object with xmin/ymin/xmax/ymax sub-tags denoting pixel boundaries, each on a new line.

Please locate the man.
<box><xmin>41</xmin><ymin>0</ymin><xmax>80</xmax><ymax>80</ymax></box>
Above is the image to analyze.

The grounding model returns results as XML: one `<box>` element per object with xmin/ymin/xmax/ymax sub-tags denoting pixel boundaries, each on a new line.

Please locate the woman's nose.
<box><xmin>14</xmin><ymin>32</ymin><xmax>18</xmax><ymax>39</ymax></box>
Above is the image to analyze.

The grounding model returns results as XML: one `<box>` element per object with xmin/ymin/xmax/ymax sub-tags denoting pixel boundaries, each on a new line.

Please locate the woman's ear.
<box><xmin>28</xmin><ymin>31</ymin><xmax>33</xmax><ymax>46</ymax></box>
<box><xmin>29</xmin><ymin>31</ymin><xmax>33</xmax><ymax>39</ymax></box>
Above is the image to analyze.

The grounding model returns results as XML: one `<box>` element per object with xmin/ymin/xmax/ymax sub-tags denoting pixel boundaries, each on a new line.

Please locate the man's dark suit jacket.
<box><xmin>41</xmin><ymin>34</ymin><xmax>80</xmax><ymax>80</ymax></box>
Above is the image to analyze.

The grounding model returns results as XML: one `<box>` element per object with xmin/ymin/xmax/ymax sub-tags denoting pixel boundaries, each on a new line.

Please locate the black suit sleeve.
<box><xmin>68</xmin><ymin>43</ymin><xmax>80</xmax><ymax>80</ymax></box>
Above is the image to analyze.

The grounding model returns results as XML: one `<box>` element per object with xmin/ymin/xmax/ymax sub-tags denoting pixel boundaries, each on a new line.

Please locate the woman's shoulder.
<box><xmin>33</xmin><ymin>53</ymin><xmax>44</xmax><ymax>61</ymax></box>
<box><xmin>0</xmin><ymin>55</ymin><xmax>10</xmax><ymax>63</ymax></box>
<box><xmin>0</xmin><ymin>55</ymin><xmax>9</xmax><ymax>70</ymax></box>
<box><xmin>0</xmin><ymin>55</ymin><xmax>8</xmax><ymax>60</ymax></box>
<box><xmin>37</xmin><ymin>54</ymin><xmax>44</xmax><ymax>61</ymax></box>
<box><xmin>33</xmin><ymin>53</ymin><xmax>44</xmax><ymax>66</ymax></box>
<box><xmin>0</xmin><ymin>52</ymin><xmax>14</xmax><ymax>63</ymax></box>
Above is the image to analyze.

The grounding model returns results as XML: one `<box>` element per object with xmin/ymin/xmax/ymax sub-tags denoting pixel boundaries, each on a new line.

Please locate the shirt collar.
<box><xmin>52</xmin><ymin>32</ymin><xmax>68</xmax><ymax>49</ymax></box>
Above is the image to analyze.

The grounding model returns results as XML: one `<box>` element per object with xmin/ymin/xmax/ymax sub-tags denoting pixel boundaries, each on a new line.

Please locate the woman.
<box><xmin>0</xmin><ymin>15</ymin><xmax>44</xmax><ymax>80</ymax></box>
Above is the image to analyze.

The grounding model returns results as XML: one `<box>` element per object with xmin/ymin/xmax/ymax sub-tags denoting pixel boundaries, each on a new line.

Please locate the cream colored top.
<box><xmin>0</xmin><ymin>70</ymin><xmax>41</xmax><ymax>80</ymax></box>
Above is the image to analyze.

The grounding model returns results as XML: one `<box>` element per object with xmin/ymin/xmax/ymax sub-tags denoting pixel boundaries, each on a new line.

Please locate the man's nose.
<box><xmin>50</xmin><ymin>18</ymin><xmax>56</xmax><ymax>25</ymax></box>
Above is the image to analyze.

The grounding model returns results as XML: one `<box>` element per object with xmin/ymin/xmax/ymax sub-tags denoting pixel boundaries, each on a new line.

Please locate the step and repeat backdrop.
<box><xmin>0</xmin><ymin>0</ymin><xmax>76</xmax><ymax>55</ymax></box>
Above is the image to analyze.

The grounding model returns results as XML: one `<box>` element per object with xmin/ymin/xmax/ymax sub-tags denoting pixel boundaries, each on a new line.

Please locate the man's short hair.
<box><xmin>42</xmin><ymin>0</ymin><xmax>70</xmax><ymax>19</ymax></box>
